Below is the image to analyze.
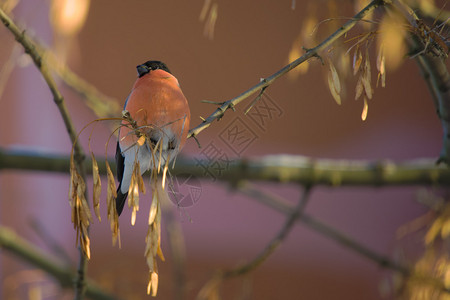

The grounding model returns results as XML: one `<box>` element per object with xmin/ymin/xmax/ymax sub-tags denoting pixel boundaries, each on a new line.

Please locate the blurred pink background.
<box><xmin>0</xmin><ymin>0</ymin><xmax>443</xmax><ymax>299</ymax></box>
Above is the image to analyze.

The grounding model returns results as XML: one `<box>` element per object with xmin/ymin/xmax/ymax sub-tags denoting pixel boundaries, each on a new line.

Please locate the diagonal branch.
<box><xmin>237</xmin><ymin>182</ymin><xmax>409</xmax><ymax>274</ymax></box>
<box><xmin>0</xmin><ymin>226</ymin><xmax>120</xmax><ymax>300</ymax></box>
<box><xmin>236</xmin><ymin>182</ymin><xmax>449</xmax><ymax>293</ymax></box>
<box><xmin>222</xmin><ymin>186</ymin><xmax>311</xmax><ymax>278</ymax></box>
<box><xmin>0</xmin><ymin>8</ymin><xmax>85</xmax><ymax>164</ymax></box>
<box><xmin>198</xmin><ymin>186</ymin><xmax>312</xmax><ymax>299</ymax></box>
<box><xmin>45</xmin><ymin>50</ymin><xmax>121</xmax><ymax>119</ymax></box>
<box><xmin>1</xmin><ymin>20</ymin><xmax>120</xmax><ymax>119</ymax></box>
<box><xmin>187</xmin><ymin>0</ymin><xmax>388</xmax><ymax>139</ymax></box>
<box><xmin>0</xmin><ymin>8</ymin><xmax>89</xmax><ymax>299</ymax></box>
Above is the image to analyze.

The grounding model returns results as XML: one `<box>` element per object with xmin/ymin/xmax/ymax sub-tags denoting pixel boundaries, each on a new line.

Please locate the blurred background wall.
<box><xmin>0</xmin><ymin>0</ymin><xmax>444</xmax><ymax>299</ymax></box>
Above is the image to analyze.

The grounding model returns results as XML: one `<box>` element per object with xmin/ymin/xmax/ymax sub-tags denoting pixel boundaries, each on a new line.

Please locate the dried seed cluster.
<box><xmin>69</xmin><ymin>112</ymin><xmax>179</xmax><ymax>296</ymax></box>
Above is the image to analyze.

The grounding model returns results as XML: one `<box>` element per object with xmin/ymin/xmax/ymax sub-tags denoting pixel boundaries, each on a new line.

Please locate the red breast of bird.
<box><xmin>115</xmin><ymin>66</ymin><xmax>191</xmax><ymax>218</ymax></box>
<box><xmin>119</xmin><ymin>68</ymin><xmax>190</xmax><ymax>167</ymax></box>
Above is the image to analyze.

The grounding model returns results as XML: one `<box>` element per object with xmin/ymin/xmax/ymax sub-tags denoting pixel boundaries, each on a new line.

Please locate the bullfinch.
<box><xmin>115</xmin><ymin>60</ymin><xmax>190</xmax><ymax>216</ymax></box>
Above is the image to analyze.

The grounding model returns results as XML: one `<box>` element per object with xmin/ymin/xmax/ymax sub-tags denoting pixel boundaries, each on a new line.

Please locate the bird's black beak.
<box><xmin>137</xmin><ymin>64</ymin><xmax>150</xmax><ymax>78</ymax></box>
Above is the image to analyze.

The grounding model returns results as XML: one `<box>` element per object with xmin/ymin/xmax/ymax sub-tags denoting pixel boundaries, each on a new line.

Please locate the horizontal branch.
<box><xmin>0</xmin><ymin>148</ymin><xmax>449</xmax><ymax>186</ymax></box>
<box><xmin>0</xmin><ymin>226</ymin><xmax>120</xmax><ymax>300</ymax></box>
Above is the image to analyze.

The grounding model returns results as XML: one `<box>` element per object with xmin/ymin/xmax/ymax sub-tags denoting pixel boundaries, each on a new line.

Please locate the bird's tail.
<box><xmin>116</xmin><ymin>183</ymin><xmax>128</xmax><ymax>216</ymax></box>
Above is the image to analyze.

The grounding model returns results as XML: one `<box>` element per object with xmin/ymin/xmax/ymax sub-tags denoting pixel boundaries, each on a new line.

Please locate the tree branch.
<box><xmin>223</xmin><ymin>186</ymin><xmax>311</xmax><ymax>278</ymax></box>
<box><xmin>2</xmin><ymin>15</ymin><xmax>121</xmax><ymax>119</ymax></box>
<box><xmin>0</xmin><ymin>226</ymin><xmax>120</xmax><ymax>300</ymax></box>
<box><xmin>0</xmin><ymin>8</ymin><xmax>85</xmax><ymax>164</ymax></box>
<box><xmin>414</xmin><ymin>51</ymin><xmax>450</xmax><ymax>165</ymax></box>
<box><xmin>187</xmin><ymin>0</ymin><xmax>388</xmax><ymax>139</ymax></box>
<box><xmin>0</xmin><ymin>8</ymin><xmax>89</xmax><ymax>299</ymax></box>
<box><xmin>236</xmin><ymin>183</ymin><xmax>449</xmax><ymax>293</ymax></box>
<box><xmin>162</xmin><ymin>200</ymin><xmax>187</xmax><ymax>300</ymax></box>
<box><xmin>394</xmin><ymin>0</ymin><xmax>450</xmax><ymax>164</ymax></box>
<box><xmin>198</xmin><ymin>187</ymin><xmax>311</xmax><ymax>299</ymax></box>
<box><xmin>45</xmin><ymin>50</ymin><xmax>121</xmax><ymax>119</ymax></box>
<box><xmin>1</xmin><ymin>148</ymin><xmax>449</xmax><ymax>186</ymax></box>
<box><xmin>237</xmin><ymin>182</ymin><xmax>409</xmax><ymax>273</ymax></box>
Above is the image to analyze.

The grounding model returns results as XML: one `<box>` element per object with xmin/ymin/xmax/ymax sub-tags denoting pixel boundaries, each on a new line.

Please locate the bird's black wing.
<box><xmin>115</xmin><ymin>141</ymin><xmax>124</xmax><ymax>184</ymax></box>
<box><xmin>115</xmin><ymin>141</ymin><xmax>128</xmax><ymax>216</ymax></box>
<box><xmin>115</xmin><ymin>94</ymin><xmax>130</xmax><ymax>216</ymax></box>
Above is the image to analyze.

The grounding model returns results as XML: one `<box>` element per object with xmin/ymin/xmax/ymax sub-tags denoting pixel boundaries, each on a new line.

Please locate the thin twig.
<box><xmin>0</xmin><ymin>21</ymin><xmax>121</xmax><ymax>119</ymax></box>
<box><xmin>162</xmin><ymin>201</ymin><xmax>187</xmax><ymax>300</ymax></box>
<box><xmin>237</xmin><ymin>182</ymin><xmax>409</xmax><ymax>273</ymax></box>
<box><xmin>0</xmin><ymin>226</ymin><xmax>120</xmax><ymax>300</ymax></box>
<box><xmin>0</xmin><ymin>8</ymin><xmax>85</xmax><ymax>165</ymax></box>
<box><xmin>76</xmin><ymin>252</ymin><xmax>88</xmax><ymax>300</ymax></box>
<box><xmin>222</xmin><ymin>186</ymin><xmax>311</xmax><ymax>278</ymax></box>
<box><xmin>45</xmin><ymin>49</ymin><xmax>121</xmax><ymax>119</ymax></box>
<box><xmin>198</xmin><ymin>186</ymin><xmax>311</xmax><ymax>299</ymax></box>
<box><xmin>244</xmin><ymin>85</ymin><xmax>268</xmax><ymax>115</ymax></box>
<box><xmin>0</xmin><ymin>8</ymin><xmax>89</xmax><ymax>299</ymax></box>
<box><xmin>0</xmin><ymin>43</ymin><xmax>20</xmax><ymax>100</ymax></box>
<box><xmin>311</xmin><ymin>17</ymin><xmax>381</xmax><ymax>36</ymax></box>
<box><xmin>237</xmin><ymin>183</ymin><xmax>449</xmax><ymax>293</ymax></box>
<box><xmin>187</xmin><ymin>0</ymin><xmax>388</xmax><ymax>139</ymax></box>
<box><xmin>29</xmin><ymin>218</ymin><xmax>73</xmax><ymax>265</ymax></box>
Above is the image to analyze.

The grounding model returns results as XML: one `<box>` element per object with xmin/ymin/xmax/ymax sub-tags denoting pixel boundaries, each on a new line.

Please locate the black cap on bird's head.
<box><xmin>136</xmin><ymin>60</ymin><xmax>171</xmax><ymax>77</ymax></box>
